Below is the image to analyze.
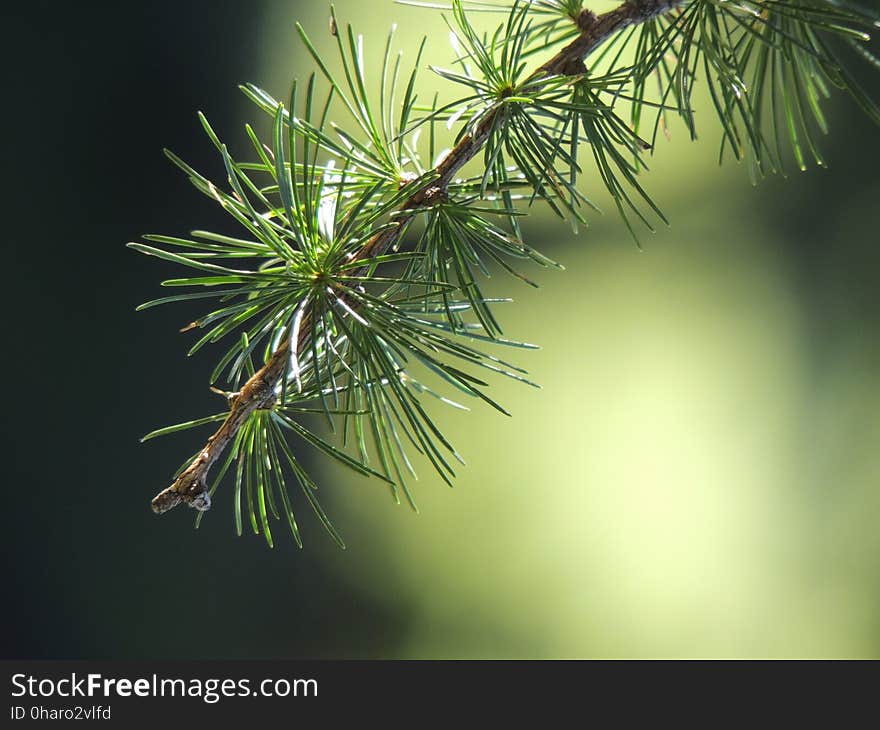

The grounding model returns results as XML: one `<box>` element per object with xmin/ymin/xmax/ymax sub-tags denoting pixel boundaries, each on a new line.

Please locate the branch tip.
<box><xmin>151</xmin><ymin>479</ymin><xmax>211</xmax><ymax>515</ymax></box>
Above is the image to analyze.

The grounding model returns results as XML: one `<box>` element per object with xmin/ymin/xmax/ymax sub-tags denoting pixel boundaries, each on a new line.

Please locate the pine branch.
<box><xmin>134</xmin><ymin>0</ymin><xmax>880</xmax><ymax>549</ymax></box>
<box><xmin>149</xmin><ymin>0</ymin><xmax>687</xmax><ymax>515</ymax></box>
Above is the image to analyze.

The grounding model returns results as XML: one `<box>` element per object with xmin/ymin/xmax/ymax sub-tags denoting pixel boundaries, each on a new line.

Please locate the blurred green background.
<box><xmin>3</xmin><ymin>0</ymin><xmax>879</xmax><ymax>659</ymax></box>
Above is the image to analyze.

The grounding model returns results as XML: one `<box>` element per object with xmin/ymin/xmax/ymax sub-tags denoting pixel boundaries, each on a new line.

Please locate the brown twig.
<box><xmin>150</xmin><ymin>0</ymin><xmax>685</xmax><ymax>515</ymax></box>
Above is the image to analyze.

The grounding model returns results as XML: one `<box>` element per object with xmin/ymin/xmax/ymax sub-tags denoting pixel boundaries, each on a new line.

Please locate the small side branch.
<box><xmin>540</xmin><ymin>0</ymin><xmax>682</xmax><ymax>76</ymax></box>
<box><xmin>151</xmin><ymin>339</ymin><xmax>289</xmax><ymax>514</ymax></box>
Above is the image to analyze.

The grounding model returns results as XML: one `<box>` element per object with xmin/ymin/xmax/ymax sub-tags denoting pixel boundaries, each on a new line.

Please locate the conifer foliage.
<box><xmin>131</xmin><ymin>0</ymin><xmax>880</xmax><ymax>547</ymax></box>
